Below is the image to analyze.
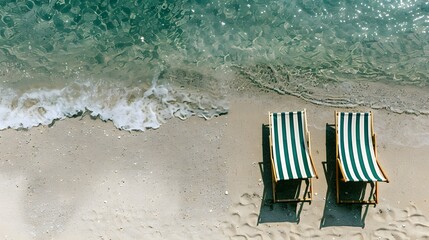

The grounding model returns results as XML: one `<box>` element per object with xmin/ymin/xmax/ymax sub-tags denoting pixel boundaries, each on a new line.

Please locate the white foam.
<box><xmin>0</xmin><ymin>80</ymin><xmax>228</xmax><ymax>131</ymax></box>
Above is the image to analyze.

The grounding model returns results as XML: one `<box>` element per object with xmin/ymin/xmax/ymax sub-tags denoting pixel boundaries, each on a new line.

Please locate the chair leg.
<box><xmin>336</xmin><ymin>160</ymin><xmax>340</xmax><ymax>203</ymax></box>
<box><xmin>272</xmin><ymin>179</ymin><xmax>277</xmax><ymax>203</ymax></box>
<box><xmin>375</xmin><ymin>182</ymin><xmax>378</xmax><ymax>204</ymax></box>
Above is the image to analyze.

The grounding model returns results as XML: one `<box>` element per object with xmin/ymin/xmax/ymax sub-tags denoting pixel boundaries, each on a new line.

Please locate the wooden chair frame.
<box><xmin>335</xmin><ymin>111</ymin><xmax>389</xmax><ymax>204</ymax></box>
<box><xmin>268</xmin><ymin>110</ymin><xmax>318</xmax><ymax>203</ymax></box>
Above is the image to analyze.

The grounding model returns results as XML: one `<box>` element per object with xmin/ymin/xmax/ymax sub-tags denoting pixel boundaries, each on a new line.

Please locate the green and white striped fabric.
<box><xmin>337</xmin><ymin>112</ymin><xmax>387</xmax><ymax>182</ymax></box>
<box><xmin>270</xmin><ymin>111</ymin><xmax>316</xmax><ymax>181</ymax></box>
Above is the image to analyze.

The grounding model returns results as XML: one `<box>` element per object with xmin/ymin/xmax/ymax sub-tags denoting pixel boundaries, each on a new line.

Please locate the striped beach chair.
<box><xmin>335</xmin><ymin>111</ymin><xmax>389</xmax><ymax>204</ymax></box>
<box><xmin>269</xmin><ymin>110</ymin><xmax>318</xmax><ymax>203</ymax></box>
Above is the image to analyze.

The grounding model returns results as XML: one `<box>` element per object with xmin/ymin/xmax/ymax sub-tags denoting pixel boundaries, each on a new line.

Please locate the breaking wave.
<box><xmin>0</xmin><ymin>71</ymin><xmax>228</xmax><ymax>131</ymax></box>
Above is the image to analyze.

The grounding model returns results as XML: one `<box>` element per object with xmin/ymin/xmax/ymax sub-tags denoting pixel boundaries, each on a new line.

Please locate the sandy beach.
<box><xmin>1</xmin><ymin>90</ymin><xmax>429</xmax><ymax>239</ymax></box>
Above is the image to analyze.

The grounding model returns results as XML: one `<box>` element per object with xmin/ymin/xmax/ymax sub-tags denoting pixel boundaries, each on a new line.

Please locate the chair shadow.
<box><xmin>257</xmin><ymin>124</ymin><xmax>303</xmax><ymax>224</ymax></box>
<box><xmin>319</xmin><ymin>124</ymin><xmax>369</xmax><ymax>228</ymax></box>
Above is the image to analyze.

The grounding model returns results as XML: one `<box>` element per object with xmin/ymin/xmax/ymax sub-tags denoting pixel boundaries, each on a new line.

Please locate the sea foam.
<box><xmin>0</xmin><ymin>76</ymin><xmax>228</xmax><ymax>131</ymax></box>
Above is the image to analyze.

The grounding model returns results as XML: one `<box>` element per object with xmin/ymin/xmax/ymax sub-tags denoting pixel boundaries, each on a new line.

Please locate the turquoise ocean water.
<box><xmin>0</xmin><ymin>0</ymin><xmax>428</xmax><ymax>130</ymax></box>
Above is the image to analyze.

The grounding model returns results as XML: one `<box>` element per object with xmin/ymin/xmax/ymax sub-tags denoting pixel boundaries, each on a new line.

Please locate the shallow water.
<box><xmin>0</xmin><ymin>0</ymin><xmax>428</xmax><ymax>130</ymax></box>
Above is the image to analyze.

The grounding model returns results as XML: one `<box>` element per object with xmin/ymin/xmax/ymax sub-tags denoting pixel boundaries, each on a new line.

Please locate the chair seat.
<box><xmin>270</xmin><ymin>111</ymin><xmax>317</xmax><ymax>181</ymax></box>
<box><xmin>335</xmin><ymin>111</ymin><xmax>389</xmax><ymax>204</ymax></box>
<box><xmin>336</xmin><ymin>112</ymin><xmax>387</xmax><ymax>182</ymax></box>
<box><xmin>269</xmin><ymin>110</ymin><xmax>318</xmax><ymax>203</ymax></box>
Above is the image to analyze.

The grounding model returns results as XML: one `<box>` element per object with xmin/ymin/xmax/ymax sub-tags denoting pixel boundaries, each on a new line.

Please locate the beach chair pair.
<box><xmin>268</xmin><ymin>110</ymin><xmax>389</xmax><ymax>204</ymax></box>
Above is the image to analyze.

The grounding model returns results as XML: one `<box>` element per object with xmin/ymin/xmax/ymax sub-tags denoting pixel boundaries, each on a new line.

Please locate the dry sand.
<box><xmin>1</xmin><ymin>90</ymin><xmax>429</xmax><ymax>239</ymax></box>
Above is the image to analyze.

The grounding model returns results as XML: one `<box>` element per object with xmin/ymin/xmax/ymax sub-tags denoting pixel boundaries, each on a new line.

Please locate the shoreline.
<box><xmin>2</xmin><ymin>66</ymin><xmax>429</xmax><ymax>132</ymax></box>
<box><xmin>1</xmin><ymin>91</ymin><xmax>429</xmax><ymax>239</ymax></box>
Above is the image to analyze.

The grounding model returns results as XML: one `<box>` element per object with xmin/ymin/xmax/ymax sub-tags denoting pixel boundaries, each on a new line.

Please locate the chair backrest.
<box><xmin>336</xmin><ymin>112</ymin><xmax>387</xmax><ymax>182</ymax></box>
<box><xmin>270</xmin><ymin>111</ymin><xmax>316</xmax><ymax>181</ymax></box>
